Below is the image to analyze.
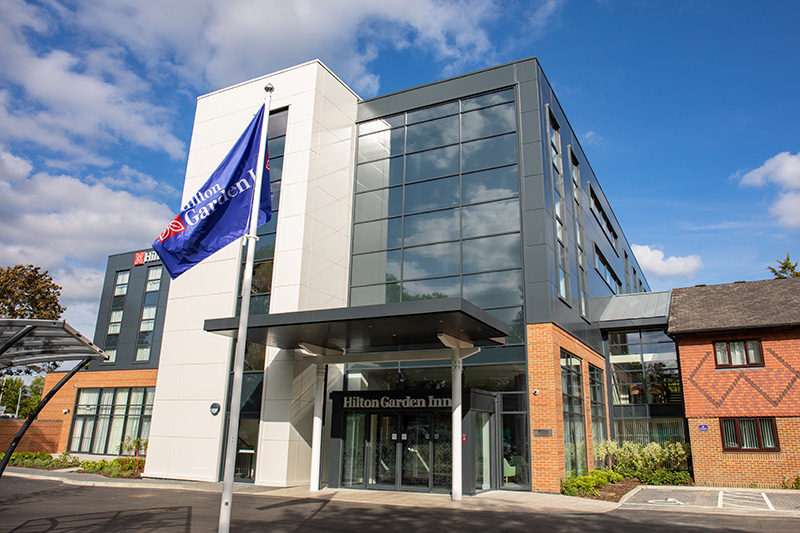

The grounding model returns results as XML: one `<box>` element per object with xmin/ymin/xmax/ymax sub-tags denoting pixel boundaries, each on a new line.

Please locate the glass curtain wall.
<box><xmin>608</xmin><ymin>329</ymin><xmax>685</xmax><ymax>444</ymax></box>
<box><xmin>350</xmin><ymin>88</ymin><xmax>523</xmax><ymax>345</ymax></box>
<box><xmin>69</xmin><ymin>387</ymin><xmax>155</xmax><ymax>455</ymax></box>
<box><xmin>588</xmin><ymin>364</ymin><xmax>607</xmax><ymax>468</ymax></box>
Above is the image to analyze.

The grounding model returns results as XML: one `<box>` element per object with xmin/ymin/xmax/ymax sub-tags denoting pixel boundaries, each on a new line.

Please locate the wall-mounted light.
<box><xmin>532</xmin><ymin>389</ymin><xmax>539</xmax><ymax>396</ymax></box>
<box><xmin>62</xmin><ymin>408</ymin><xmax>70</xmax><ymax>414</ymax></box>
<box><xmin>210</xmin><ymin>402</ymin><xmax>221</xmax><ymax>416</ymax></box>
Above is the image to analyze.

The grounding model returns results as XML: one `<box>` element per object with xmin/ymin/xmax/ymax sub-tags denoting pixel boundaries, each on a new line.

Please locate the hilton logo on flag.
<box><xmin>157</xmin><ymin>215</ymin><xmax>186</xmax><ymax>243</ymax></box>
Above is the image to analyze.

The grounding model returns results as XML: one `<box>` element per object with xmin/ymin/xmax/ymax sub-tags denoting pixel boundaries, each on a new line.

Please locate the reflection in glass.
<box><xmin>404</xmin><ymin>175</ymin><xmax>459</xmax><ymax>214</ymax></box>
<box><xmin>350</xmin><ymin>283</ymin><xmax>401</xmax><ymax>306</ymax></box>
<box><xmin>463</xmin><ymin>270</ymin><xmax>523</xmax><ymax>309</ymax></box>
<box><xmin>461</xmin><ymin>133</ymin><xmax>517</xmax><ymax>173</ymax></box>
<box><xmin>462</xmin><ymin>199</ymin><xmax>520</xmax><ymax>239</ymax></box>
<box><xmin>501</xmin><ymin>413</ymin><xmax>529</xmax><ymax>488</ymax></box>
<box><xmin>462</xmin><ymin>88</ymin><xmax>515</xmax><ymax>112</ymax></box>
<box><xmin>484</xmin><ymin>307</ymin><xmax>524</xmax><ymax>344</ymax></box>
<box><xmin>461</xmin><ymin>102</ymin><xmax>516</xmax><ymax>141</ymax></box>
<box><xmin>406</xmin><ymin>115</ymin><xmax>459</xmax><ymax>153</ymax></box>
<box><xmin>402</xmin><ymin>276</ymin><xmax>460</xmax><ymax>301</ymax></box>
<box><xmin>464</xmin><ymin>362</ymin><xmax>526</xmax><ymax>391</ymax></box>
<box><xmin>403</xmin><ymin>209</ymin><xmax>460</xmax><ymax>246</ymax></box>
<box><xmin>253</xmin><ymin>234</ymin><xmax>276</xmax><ymax>261</ymax></box>
<box><xmin>358</xmin><ymin>128</ymin><xmax>405</xmax><ymax>163</ymax></box>
<box><xmin>354</xmin><ymin>187</ymin><xmax>403</xmax><ymax>222</ymax></box>
<box><xmin>403</xmin><ymin>242</ymin><xmax>460</xmax><ymax>280</ymax></box>
<box><xmin>353</xmin><ymin>218</ymin><xmax>403</xmax><ymax>253</ymax></box>
<box><xmin>406</xmin><ymin>145</ymin><xmax>459</xmax><ymax>183</ymax></box>
<box><xmin>342</xmin><ymin>413</ymin><xmax>366</xmax><ymax>487</ymax></box>
<box><xmin>462</xmin><ymin>165</ymin><xmax>519</xmax><ymax>204</ymax></box>
<box><xmin>463</xmin><ymin>234</ymin><xmax>521</xmax><ymax>273</ymax></box>
<box><xmin>351</xmin><ymin>250</ymin><xmax>401</xmax><ymax>286</ymax></box>
<box><xmin>407</xmin><ymin>102</ymin><xmax>458</xmax><ymax>124</ymax></box>
<box><xmin>356</xmin><ymin>157</ymin><xmax>404</xmax><ymax>192</ymax></box>
<box><xmin>251</xmin><ymin>261</ymin><xmax>273</xmax><ymax>294</ymax></box>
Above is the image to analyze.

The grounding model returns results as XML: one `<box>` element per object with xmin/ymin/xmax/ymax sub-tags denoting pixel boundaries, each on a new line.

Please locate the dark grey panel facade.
<box><xmin>90</xmin><ymin>250</ymin><xmax>170</xmax><ymax>371</ymax></box>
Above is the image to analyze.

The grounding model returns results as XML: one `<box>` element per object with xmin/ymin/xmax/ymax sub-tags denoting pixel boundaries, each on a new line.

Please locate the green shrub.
<box><xmin>561</xmin><ymin>469</ymin><xmax>624</xmax><ymax>496</ymax></box>
<box><xmin>780</xmin><ymin>475</ymin><xmax>800</xmax><ymax>490</ymax></box>
<box><xmin>638</xmin><ymin>469</ymin><xmax>692</xmax><ymax>486</ymax></box>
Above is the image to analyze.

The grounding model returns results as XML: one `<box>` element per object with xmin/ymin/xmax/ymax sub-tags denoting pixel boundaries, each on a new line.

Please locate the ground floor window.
<box><xmin>69</xmin><ymin>387</ymin><xmax>154</xmax><ymax>455</ymax></box>
<box><xmin>721</xmin><ymin>417</ymin><xmax>779</xmax><ymax>451</ymax></box>
<box><xmin>561</xmin><ymin>350</ymin><xmax>587</xmax><ymax>477</ymax></box>
<box><xmin>589</xmin><ymin>364</ymin><xmax>607</xmax><ymax>469</ymax></box>
<box><xmin>614</xmin><ymin>416</ymin><xmax>685</xmax><ymax>445</ymax></box>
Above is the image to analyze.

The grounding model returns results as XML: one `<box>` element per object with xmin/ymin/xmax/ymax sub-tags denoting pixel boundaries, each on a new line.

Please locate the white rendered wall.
<box><xmin>145</xmin><ymin>61</ymin><xmax>357</xmax><ymax>486</ymax></box>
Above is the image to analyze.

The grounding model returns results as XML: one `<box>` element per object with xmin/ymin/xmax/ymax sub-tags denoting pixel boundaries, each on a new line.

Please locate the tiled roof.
<box><xmin>667</xmin><ymin>277</ymin><xmax>800</xmax><ymax>335</ymax></box>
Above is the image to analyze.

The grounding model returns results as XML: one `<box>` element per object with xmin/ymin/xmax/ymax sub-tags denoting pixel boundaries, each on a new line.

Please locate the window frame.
<box><xmin>714</xmin><ymin>340</ymin><xmax>764</xmax><ymax>368</ymax></box>
<box><xmin>720</xmin><ymin>417</ymin><xmax>779</xmax><ymax>452</ymax></box>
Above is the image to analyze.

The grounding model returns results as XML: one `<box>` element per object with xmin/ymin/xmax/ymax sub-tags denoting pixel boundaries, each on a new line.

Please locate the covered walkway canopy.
<box><xmin>204</xmin><ymin>298</ymin><xmax>509</xmax><ymax>500</ymax></box>
<box><xmin>0</xmin><ymin>319</ymin><xmax>107</xmax><ymax>477</ymax></box>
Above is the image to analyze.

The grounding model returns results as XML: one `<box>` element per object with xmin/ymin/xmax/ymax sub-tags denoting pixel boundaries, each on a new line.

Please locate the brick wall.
<box><xmin>39</xmin><ymin>368</ymin><xmax>159</xmax><ymax>453</ymax></box>
<box><xmin>527</xmin><ymin>323</ymin><xmax>609</xmax><ymax>493</ymax></box>
<box><xmin>689</xmin><ymin>416</ymin><xmax>800</xmax><ymax>488</ymax></box>
<box><xmin>678</xmin><ymin>327</ymin><xmax>800</xmax><ymax>487</ymax></box>
<box><xmin>0</xmin><ymin>419</ymin><xmax>62</xmax><ymax>454</ymax></box>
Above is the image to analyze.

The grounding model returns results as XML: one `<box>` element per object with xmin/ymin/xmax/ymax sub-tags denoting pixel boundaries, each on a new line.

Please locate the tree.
<box><xmin>0</xmin><ymin>264</ymin><xmax>66</xmax><ymax>319</ymax></box>
<box><xmin>768</xmin><ymin>252</ymin><xmax>800</xmax><ymax>279</ymax></box>
<box><xmin>0</xmin><ymin>264</ymin><xmax>67</xmax><ymax>376</ymax></box>
<box><xmin>0</xmin><ymin>376</ymin><xmax>44</xmax><ymax>418</ymax></box>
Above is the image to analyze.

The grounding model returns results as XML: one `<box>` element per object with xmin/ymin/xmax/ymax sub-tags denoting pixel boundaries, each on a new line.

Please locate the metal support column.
<box><xmin>309</xmin><ymin>363</ymin><xmax>327</xmax><ymax>491</ymax></box>
<box><xmin>451</xmin><ymin>354</ymin><xmax>463</xmax><ymax>501</ymax></box>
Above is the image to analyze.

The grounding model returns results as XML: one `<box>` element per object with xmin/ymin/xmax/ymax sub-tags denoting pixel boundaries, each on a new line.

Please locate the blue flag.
<box><xmin>153</xmin><ymin>105</ymin><xmax>271</xmax><ymax>279</ymax></box>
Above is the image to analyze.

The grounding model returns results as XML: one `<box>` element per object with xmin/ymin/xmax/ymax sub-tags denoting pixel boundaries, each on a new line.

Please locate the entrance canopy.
<box><xmin>203</xmin><ymin>298</ymin><xmax>509</xmax><ymax>359</ymax></box>
<box><xmin>0</xmin><ymin>319</ymin><xmax>107</xmax><ymax>369</ymax></box>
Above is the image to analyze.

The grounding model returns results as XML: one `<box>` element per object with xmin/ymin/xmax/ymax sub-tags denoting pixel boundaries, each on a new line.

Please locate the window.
<box><xmin>721</xmin><ymin>418</ymin><xmax>778</xmax><ymax>451</ymax></box>
<box><xmin>113</xmin><ymin>271</ymin><xmax>129</xmax><ymax>296</ymax></box>
<box><xmin>595</xmin><ymin>247</ymin><xmax>621</xmax><ymax>294</ymax></box>
<box><xmin>549</xmin><ymin>111</ymin><xmax>568</xmax><ymax>300</ymax></box>
<box><xmin>103</xmin><ymin>348</ymin><xmax>116</xmax><ymax>363</ymax></box>
<box><xmin>589</xmin><ymin>364</ymin><xmax>607</xmax><ymax>468</ymax></box>
<box><xmin>107</xmin><ymin>309</ymin><xmax>123</xmax><ymax>334</ymax></box>
<box><xmin>146</xmin><ymin>266</ymin><xmax>162</xmax><ymax>292</ymax></box>
<box><xmin>69</xmin><ymin>387</ymin><xmax>154</xmax><ymax>455</ymax></box>
<box><xmin>714</xmin><ymin>340</ymin><xmax>763</xmax><ymax>368</ymax></box>
<box><xmin>570</xmin><ymin>149</ymin><xmax>587</xmax><ymax>315</ymax></box>
<box><xmin>589</xmin><ymin>188</ymin><xmax>618</xmax><ymax>250</ymax></box>
<box><xmin>561</xmin><ymin>350</ymin><xmax>587</xmax><ymax>477</ymax></box>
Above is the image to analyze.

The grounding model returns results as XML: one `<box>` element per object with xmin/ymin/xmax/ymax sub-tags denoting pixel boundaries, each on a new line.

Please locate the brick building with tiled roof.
<box><xmin>668</xmin><ymin>277</ymin><xmax>800</xmax><ymax>488</ymax></box>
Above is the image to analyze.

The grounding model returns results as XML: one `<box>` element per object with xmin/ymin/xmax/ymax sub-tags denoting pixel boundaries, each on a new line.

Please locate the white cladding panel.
<box><xmin>145</xmin><ymin>60</ymin><xmax>358</xmax><ymax>486</ymax></box>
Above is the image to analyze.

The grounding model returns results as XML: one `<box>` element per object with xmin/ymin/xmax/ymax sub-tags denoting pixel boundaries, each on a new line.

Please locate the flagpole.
<box><xmin>219</xmin><ymin>84</ymin><xmax>274</xmax><ymax>533</ymax></box>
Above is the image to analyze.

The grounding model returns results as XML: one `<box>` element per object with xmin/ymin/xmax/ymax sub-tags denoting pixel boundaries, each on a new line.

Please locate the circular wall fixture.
<box><xmin>210</xmin><ymin>402</ymin><xmax>221</xmax><ymax>416</ymax></box>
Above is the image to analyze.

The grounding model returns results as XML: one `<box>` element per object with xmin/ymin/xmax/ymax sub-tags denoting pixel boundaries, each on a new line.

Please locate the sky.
<box><xmin>0</xmin><ymin>0</ymin><xmax>798</xmax><ymax>338</ymax></box>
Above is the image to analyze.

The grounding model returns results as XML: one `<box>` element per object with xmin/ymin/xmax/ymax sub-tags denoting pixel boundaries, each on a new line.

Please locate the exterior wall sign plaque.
<box><xmin>533</xmin><ymin>429</ymin><xmax>554</xmax><ymax>437</ymax></box>
<box><xmin>698</xmin><ymin>424</ymin><xmax>709</xmax><ymax>431</ymax></box>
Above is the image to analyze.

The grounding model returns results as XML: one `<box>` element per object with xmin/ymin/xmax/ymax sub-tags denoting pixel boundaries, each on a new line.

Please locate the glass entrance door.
<box><xmin>401</xmin><ymin>413</ymin><xmax>432</xmax><ymax>489</ymax></box>
<box><xmin>341</xmin><ymin>411</ymin><xmax>452</xmax><ymax>491</ymax></box>
<box><xmin>367</xmin><ymin>413</ymin><xmax>397</xmax><ymax>488</ymax></box>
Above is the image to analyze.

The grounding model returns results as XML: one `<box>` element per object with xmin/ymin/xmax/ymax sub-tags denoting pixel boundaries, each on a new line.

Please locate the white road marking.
<box><xmin>762</xmin><ymin>492</ymin><xmax>775</xmax><ymax>511</ymax></box>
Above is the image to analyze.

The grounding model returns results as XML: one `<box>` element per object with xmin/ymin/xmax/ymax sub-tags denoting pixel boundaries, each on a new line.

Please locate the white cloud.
<box><xmin>0</xmin><ymin>148</ymin><xmax>174</xmax><ymax>335</ymax></box>
<box><xmin>73</xmin><ymin>0</ymin><xmax>509</xmax><ymax>96</ymax></box>
<box><xmin>582</xmin><ymin>130</ymin><xmax>605</xmax><ymax>145</ymax></box>
<box><xmin>0</xmin><ymin>1</ymin><xmax>185</xmax><ymax>163</ymax></box>
<box><xmin>770</xmin><ymin>191</ymin><xmax>800</xmax><ymax>229</ymax></box>
<box><xmin>735</xmin><ymin>151</ymin><xmax>800</xmax><ymax>231</ymax></box>
<box><xmin>738</xmin><ymin>151</ymin><xmax>800</xmax><ymax>189</ymax></box>
<box><xmin>0</xmin><ymin>146</ymin><xmax>32</xmax><ymax>182</ymax></box>
<box><xmin>631</xmin><ymin>244</ymin><xmax>703</xmax><ymax>279</ymax></box>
